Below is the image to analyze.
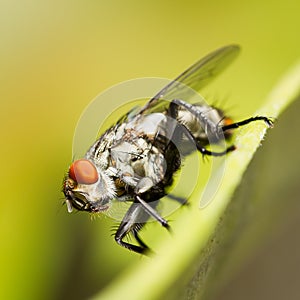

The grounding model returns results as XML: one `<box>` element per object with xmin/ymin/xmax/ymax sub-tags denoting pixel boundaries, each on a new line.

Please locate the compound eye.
<box><xmin>69</xmin><ymin>159</ymin><xmax>98</xmax><ymax>184</ymax></box>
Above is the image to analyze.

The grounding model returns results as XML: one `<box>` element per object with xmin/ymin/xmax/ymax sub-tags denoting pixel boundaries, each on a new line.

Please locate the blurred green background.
<box><xmin>1</xmin><ymin>0</ymin><xmax>300</xmax><ymax>299</ymax></box>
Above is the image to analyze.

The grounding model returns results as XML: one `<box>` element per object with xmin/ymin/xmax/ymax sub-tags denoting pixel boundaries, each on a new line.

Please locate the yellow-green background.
<box><xmin>1</xmin><ymin>1</ymin><xmax>299</xmax><ymax>299</ymax></box>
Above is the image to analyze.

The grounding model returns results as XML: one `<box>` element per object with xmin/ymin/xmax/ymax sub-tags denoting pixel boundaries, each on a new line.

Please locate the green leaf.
<box><xmin>91</xmin><ymin>62</ymin><xmax>300</xmax><ymax>300</ymax></box>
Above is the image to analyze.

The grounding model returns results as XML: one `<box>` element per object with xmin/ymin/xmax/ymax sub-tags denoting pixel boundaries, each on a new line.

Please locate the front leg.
<box><xmin>114</xmin><ymin>177</ymin><xmax>170</xmax><ymax>254</ymax></box>
<box><xmin>114</xmin><ymin>202</ymin><xmax>152</xmax><ymax>254</ymax></box>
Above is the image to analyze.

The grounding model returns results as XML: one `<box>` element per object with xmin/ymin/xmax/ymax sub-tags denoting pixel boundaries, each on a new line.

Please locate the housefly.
<box><xmin>63</xmin><ymin>45</ymin><xmax>273</xmax><ymax>254</ymax></box>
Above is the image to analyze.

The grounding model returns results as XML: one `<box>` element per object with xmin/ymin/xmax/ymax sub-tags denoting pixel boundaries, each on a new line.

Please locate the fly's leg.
<box><xmin>114</xmin><ymin>202</ymin><xmax>151</xmax><ymax>254</ymax></box>
<box><xmin>221</xmin><ymin>116</ymin><xmax>274</xmax><ymax>132</ymax></box>
<box><xmin>169</xmin><ymin>100</ymin><xmax>235</xmax><ymax>156</ymax></box>
<box><xmin>135</xmin><ymin>177</ymin><xmax>170</xmax><ymax>231</ymax></box>
<box><xmin>133</xmin><ymin>229</ymin><xmax>150</xmax><ymax>250</ymax></box>
<box><xmin>114</xmin><ymin>177</ymin><xmax>170</xmax><ymax>254</ymax></box>
<box><xmin>135</xmin><ymin>195</ymin><xmax>170</xmax><ymax>230</ymax></box>
<box><xmin>181</xmin><ymin>124</ymin><xmax>236</xmax><ymax>156</ymax></box>
<box><xmin>115</xmin><ymin>231</ymin><xmax>148</xmax><ymax>254</ymax></box>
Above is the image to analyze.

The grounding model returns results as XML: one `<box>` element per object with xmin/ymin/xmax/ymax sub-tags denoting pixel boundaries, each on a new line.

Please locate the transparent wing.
<box><xmin>139</xmin><ymin>44</ymin><xmax>240</xmax><ymax>114</ymax></box>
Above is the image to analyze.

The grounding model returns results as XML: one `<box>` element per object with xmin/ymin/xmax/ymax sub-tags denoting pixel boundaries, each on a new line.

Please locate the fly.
<box><xmin>63</xmin><ymin>45</ymin><xmax>273</xmax><ymax>255</ymax></box>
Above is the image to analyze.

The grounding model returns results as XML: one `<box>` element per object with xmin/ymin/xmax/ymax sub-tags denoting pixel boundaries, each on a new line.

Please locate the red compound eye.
<box><xmin>69</xmin><ymin>159</ymin><xmax>98</xmax><ymax>184</ymax></box>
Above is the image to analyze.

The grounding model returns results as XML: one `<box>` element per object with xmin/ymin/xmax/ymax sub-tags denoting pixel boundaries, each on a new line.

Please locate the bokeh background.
<box><xmin>1</xmin><ymin>1</ymin><xmax>300</xmax><ymax>299</ymax></box>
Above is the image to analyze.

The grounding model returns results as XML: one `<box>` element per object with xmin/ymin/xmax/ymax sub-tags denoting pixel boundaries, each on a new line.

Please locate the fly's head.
<box><xmin>63</xmin><ymin>159</ymin><xmax>116</xmax><ymax>214</ymax></box>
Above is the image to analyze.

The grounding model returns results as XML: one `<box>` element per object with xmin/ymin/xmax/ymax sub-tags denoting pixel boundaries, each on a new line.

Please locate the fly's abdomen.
<box><xmin>177</xmin><ymin>104</ymin><xmax>230</xmax><ymax>144</ymax></box>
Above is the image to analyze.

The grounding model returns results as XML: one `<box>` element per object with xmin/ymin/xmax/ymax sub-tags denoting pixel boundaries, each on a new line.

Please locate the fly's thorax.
<box><xmin>133</xmin><ymin>113</ymin><xmax>167</xmax><ymax>137</ymax></box>
<box><xmin>108</xmin><ymin>112</ymin><xmax>170</xmax><ymax>183</ymax></box>
<box><xmin>63</xmin><ymin>159</ymin><xmax>116</xmax><ymax>213</ymax></box>
<box><xmin>110</xmin><ymin>136</ymin><xmax>167</xmax><ymax>185</ymax></box>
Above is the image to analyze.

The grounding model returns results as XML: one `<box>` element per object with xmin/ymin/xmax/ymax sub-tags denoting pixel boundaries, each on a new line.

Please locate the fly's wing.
<box><xmin>139</xmin><ymin>44</ymin><xmax>240</xmax><ymax>115</ymax></box>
